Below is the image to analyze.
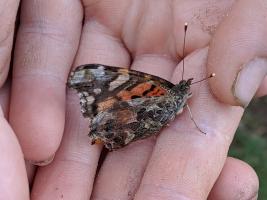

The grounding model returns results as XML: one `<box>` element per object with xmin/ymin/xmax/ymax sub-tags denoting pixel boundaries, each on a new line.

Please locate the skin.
<box><xmin>0</xmin><ymin>82</ymin><xmax>29</xmax><ymax>199</ymax></box>
<box><xmin>0</xmin><ymin>0</ymin><xmax>266</xmax><ymax>199</ymax></box>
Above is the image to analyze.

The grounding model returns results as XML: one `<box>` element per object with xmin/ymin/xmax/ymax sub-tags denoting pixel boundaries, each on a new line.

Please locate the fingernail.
<box><xmin>29</xmin><ymin>154</ymin><xmax>55</xmax><ymax>166</ymax></box>
<box><xmin>232</xmin><ymin>57</ymin><xmax>267</xmax><ymax>108</ymax></box>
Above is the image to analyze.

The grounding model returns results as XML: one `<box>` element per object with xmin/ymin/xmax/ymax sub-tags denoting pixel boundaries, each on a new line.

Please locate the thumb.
<box><xmin>207</xmin><ymin>0</ymin><xmax>267</xmax><ymax>107</ymax></box>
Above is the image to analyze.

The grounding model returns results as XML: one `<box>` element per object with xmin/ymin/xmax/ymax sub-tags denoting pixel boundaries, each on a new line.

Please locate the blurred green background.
<box><xmin>229</xmin><ymin>97</ymin><xmax>267</xmax><ymax>199</ymax></box>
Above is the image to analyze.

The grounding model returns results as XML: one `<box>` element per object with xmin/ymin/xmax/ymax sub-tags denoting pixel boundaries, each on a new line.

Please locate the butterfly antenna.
<box><xmin>182</xmin><ymin>22</ymin><xmax>188</xmax><ymax>80</ymax></box>
<box><xmin>191</xmin><ymin>73</ymin><xmax>216</xmax><ymax>85</ymax></box>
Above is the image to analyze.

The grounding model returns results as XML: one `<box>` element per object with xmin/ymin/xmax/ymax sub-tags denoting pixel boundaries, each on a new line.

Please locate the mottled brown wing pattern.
<box><xmin>89</xmin><ymin>95</ymin><xmax>179</xmax><ymax>150</ymax></box>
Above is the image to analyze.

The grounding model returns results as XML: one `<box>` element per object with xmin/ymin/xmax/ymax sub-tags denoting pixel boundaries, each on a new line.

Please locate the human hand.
<box><xmin>2</xmin><ymin>0</ymin><xmax>267</xmax><ymax>199</ymax></box>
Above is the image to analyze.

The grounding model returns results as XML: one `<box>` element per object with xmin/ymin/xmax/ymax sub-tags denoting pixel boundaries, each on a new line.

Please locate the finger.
<box><xmin>9</xmin><ymin>0</ymin><xmax>83</xmax><ymax>163</ymax></box>
<box><xmin>0</xmin><ymin>82</ymin><xmax>37</xmax><ymax>188</ymax></box>
<box><xmin>134</xmin><ymin>47</ymin><xmax>243</xmax><ymax>200</ymax></box>
<box><xmin>208</xmin><ymin>157</ymin><xmax>258</xmax><ymax>200</ymax></box>
<box><xmin>0</xmin><ymin>81</ymin><xmax>37</xmax><ymax>191</ymax></box>
<box><xmin>208</xmin><ymin>0</ymin><xmax>267</xmax><ymax>107</ymax></box>
<box><xmin>0</xmin><ymin>112</ymin><xmax>29</xmax><ymax>200</ymax></box>
<box><xmin>30</xmin><ymin>97</ymin><xmax>101</xmax><ymax>200</ymax></box>
<box><xmin>30</xmin><ymin>2</ymin><xmax>132</xmax><ymax>198</ymax></box>
<box><xmin>0</xmin><ymin>0</ymin><xmax>20</xmax><ymax>86</ymax></box>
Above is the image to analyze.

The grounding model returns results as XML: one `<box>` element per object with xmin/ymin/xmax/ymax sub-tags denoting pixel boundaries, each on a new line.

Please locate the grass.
<box><xmin>229</xmin><ymin>97</ymin><xmax>267</xmax><ymax>199</ymax></box>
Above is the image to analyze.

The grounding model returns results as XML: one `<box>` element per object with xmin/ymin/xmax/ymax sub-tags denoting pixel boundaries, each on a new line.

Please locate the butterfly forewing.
<box><xmin>68</xmin><ymin>64</ymin><xmax>191</xmax><ymax>150</ymax></box>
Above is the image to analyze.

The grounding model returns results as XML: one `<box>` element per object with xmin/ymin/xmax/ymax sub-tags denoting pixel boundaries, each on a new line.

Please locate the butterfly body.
<box><xmin>68</xmin><ymin>64</ymin><xmax>192</xmax><ymax>150</ymax></box>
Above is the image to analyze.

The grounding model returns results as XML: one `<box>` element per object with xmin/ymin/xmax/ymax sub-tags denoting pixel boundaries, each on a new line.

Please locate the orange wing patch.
<box><xmin>117</xmin><ymin>82</ymin><xmax>167</xmax><ymax>101</ymax></box>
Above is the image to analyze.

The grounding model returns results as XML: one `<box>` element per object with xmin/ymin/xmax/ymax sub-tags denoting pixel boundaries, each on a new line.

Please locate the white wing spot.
<box><xmin>97</xmin><ymin>65</ymin><xmax>105</xmax><ymax>70</ymax></box>
<box><xmin>109</xmin><ymin>74</ymin><xmax>130</xmax><ymax>91</ymax></box>
<box><xmin>93</xmin><ymin>88</ymin><xmax>102</xmax><ymax>95</ymax></box>
<box><xmin>86</xmin><ymin>96</ymin><xmax>95</xmax><ymax>105</ymax></box>
<box><xmin>82</xmin><ymin>92</ymin><xmax>89</xmax><ymax>96</ymax></box>
<box><xmin>91</xmin><ymin>65</ymin><xmax>105</xmax><ymax>76</ymax></box>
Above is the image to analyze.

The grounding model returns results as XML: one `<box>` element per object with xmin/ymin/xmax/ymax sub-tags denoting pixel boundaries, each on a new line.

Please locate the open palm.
<box><xmin>2</xmin><ymin>0</ymin><xmax>267</xmax><ymax>199</ymax></box>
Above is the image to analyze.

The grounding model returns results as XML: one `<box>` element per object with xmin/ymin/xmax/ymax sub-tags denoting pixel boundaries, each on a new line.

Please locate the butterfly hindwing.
<box><xmin>90</xmin><ymin>95</ymin><xmax>179</xmax><ymax>150</ymax></box>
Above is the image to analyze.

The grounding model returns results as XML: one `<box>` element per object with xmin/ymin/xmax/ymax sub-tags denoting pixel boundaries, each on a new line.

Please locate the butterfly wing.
<box><xmin>89</xmin><ymin>95</ymin><xmax>179</xmax><ymax>150</ymax></box>
<box><xmin>67</xmin><ymin>64</ymin><xmax>175</xmax><ymax>118</ymax></box>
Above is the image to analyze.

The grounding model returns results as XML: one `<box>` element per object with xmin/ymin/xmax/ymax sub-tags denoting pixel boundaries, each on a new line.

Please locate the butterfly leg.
<box><xmin>186</xmin><ymin>104</ymin><xmax>206</xmax><ymax>134</ymax></box>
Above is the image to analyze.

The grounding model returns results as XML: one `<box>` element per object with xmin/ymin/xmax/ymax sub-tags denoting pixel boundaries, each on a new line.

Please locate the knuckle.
<box><xmin>20</xmin><ymin>20</ymin><xmax>75</xmax><ymax>46</ymax></box>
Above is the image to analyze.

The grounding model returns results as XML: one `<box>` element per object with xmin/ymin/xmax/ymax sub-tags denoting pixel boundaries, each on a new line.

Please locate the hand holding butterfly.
<box><xmin>1</xmin><ymin>0</ymin><xmax>267</xmax><ymax>199</ymax></box>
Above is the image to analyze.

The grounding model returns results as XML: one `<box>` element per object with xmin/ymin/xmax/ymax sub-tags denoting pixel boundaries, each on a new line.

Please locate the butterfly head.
<box><xmin>172</xmin><ymin>78</ymin><xmax>193</xmax><ymax>97</ymax></box>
